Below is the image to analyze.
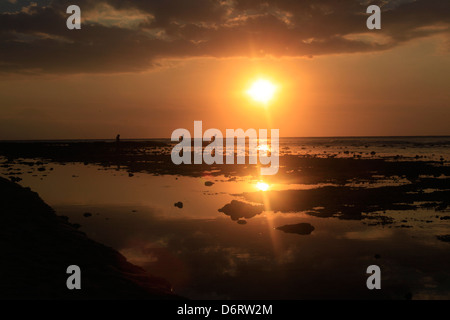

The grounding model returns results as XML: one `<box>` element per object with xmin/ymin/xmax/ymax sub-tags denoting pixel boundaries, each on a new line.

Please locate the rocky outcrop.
<box><xmin>0</xmin><ymin>177</ymin><xmax>180</xmax><ymax>299</ymax></box>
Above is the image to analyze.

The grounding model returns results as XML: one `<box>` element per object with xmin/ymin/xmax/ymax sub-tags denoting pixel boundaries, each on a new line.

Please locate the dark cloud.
<box><xmin>0</xmin><ymin>0</ymin><xmax>448</xmax><ymax>74</ymax></box>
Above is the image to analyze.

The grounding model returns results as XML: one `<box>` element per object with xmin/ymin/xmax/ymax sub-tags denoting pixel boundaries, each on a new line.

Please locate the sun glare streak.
<box><xmin>257</xmin><ymin>184</ymin><xmax>282</xmax><ymax>258</ymax></box>
<box><xmin>247</xmin><ymin>79</ymin><xmax>276</xmax><ymax>104</ymax></box>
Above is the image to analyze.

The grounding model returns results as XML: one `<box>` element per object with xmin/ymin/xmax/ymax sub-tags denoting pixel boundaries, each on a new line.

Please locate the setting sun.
<box><xmin>247</xmin><ymin>79</ymin><xmax>276</xmax><ymax>104</ymax></box>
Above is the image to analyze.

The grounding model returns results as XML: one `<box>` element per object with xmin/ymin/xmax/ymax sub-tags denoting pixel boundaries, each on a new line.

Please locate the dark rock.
<box><xmin>396</xmin><ymin>225</ymin><xmax>413</xmax><ymax>228</ymax></box>
<box><xmin>436</xmin><ymin>235</ymin><xmax>450</xmax><ymax>243</ymax></box>
<box><xmin>204</xmin><ymin>181</ymin><xmax>214</xmax><ymax>187</ymax></box>
<box><xmin>174</xmin><ymin>201</ymin><xmax>183</xmax><ymax>209</ymax></box>
<box><xmin>218</xmin><ymin>200</ymin><xmax>264</xmax><ymax>221</ymax></box>
<box><xmin>276</xmin><ymin>223</ymin><xmax>315</xmax><ymax>235</ymax></box>
<box><xmin>0</xmin><ymin>177</ymin><xmax>179</xmax><ymax>299</ymax></box>
<box><xmin>83</xmin><ymin>212</ymin><xmax>92</xmax><ymax>218</ymax></box>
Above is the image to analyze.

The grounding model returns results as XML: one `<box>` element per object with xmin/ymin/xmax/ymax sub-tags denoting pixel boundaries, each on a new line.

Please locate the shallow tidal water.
<box><xmin>1</xmin><ymin>136</ymin><xmax>450</xmax><ymax>299</ymax></box>
<box><xmin>1</xmin><ymin>157</ymin><xmax>449</xmax><ymax>299</ymax></box>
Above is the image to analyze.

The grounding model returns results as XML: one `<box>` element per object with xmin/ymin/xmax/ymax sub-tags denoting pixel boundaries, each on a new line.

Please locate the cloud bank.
<box><xmin>0</xmin><ymin>0</ymin><xmax>449</xmax><ymax>73</ymax></box>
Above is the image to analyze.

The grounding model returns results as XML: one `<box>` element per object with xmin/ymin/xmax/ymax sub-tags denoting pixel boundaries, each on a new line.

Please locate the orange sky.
<box><xmin>0</xmin><ymin>1</ymin><xmax>449</xmax><ymax>139</ymax></box>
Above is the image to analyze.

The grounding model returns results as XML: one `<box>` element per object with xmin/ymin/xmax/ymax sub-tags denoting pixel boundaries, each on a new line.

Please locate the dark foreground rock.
<box><xmin>0</xmin><ymin>177</ymin><xmax>180</xmax><ymax>299</ymax></box>
<box><xmin>276</xmin><ymin>223</ymin><xmax>315</xmax><ymax>235</ymax></box>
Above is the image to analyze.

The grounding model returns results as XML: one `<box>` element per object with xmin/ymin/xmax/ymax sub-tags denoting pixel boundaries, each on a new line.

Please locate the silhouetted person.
<box><xmin>115</xmin><ymin>134</ymin><xmax>121</xmax><ymax>154</ymax></box>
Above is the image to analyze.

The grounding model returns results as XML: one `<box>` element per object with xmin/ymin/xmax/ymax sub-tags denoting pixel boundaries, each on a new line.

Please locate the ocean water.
<box><xmin>172</xmin><ymin>136</ymin><xmax>449</xmax><ymax>160</ymax></box>
<box><xmin>7</xmin><ymin>136</ymin><xmax>449</xmax><ymax>159</ymax></box>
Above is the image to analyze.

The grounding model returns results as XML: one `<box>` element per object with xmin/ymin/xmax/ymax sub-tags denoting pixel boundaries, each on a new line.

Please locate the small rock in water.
<box><xmin>218</xmin><ymin>200</ymin><xmax>264</xmax><ymax>220</ymax></box>
<box><xmin>276</xmin><ymin>223</ymin><xmax>315</xmax><ymax>235</ymax></box>
<box><xmin>128</xmin><ymin>173</ymin><xmax>134</xmax><ymax>177</ymax></box>
<box><xmin>436</xmin><ymin>235</ymin><xmax>450</xmax><ymax>242</ymax></box>
<box><xmin>83</xmin><ymin>212</ymin><xmax>92</xmax><ymax>218</ymax></box>
<box><xmin>9</xmin><ymin>177</ymin><xmax>22</xmax><ymax>183</ymax></box>
<box><xmin>205</xmin><ymin>181</ymin><xmax>214</xmax><ymax>187</ymax></box>
<box><xmin>174</xmin><ymin>201</ymin><xmax>183</xmax><ymax>209</ymax></box>
<box><xmin>237</xmin><ymin>219</ymin><xmax>247</xmax><ymax>225</ymax></box>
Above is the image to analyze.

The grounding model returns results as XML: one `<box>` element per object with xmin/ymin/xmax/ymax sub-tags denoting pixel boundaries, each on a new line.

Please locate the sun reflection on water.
<box><xmin>256</xmin><ymin>181</ymin><xmax>270</xmax><ymax>191</ymax></box>
<box><xmin>257</xmin><ymin>144</ymin><xmax>271</xmax><ymax>152</ymax></box>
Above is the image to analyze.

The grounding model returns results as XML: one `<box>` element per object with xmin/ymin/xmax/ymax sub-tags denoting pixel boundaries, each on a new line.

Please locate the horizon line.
<box><xmin>1</xmin><ymin>135</ymin><xmax>450</xmax><ymax>142</ymax></box>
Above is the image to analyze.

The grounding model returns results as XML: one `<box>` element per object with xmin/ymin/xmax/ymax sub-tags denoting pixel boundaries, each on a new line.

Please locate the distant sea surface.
<box><xmin>3</xmin><ymin>136</ymin><xmax>450</xmax><ymax>160</ymax></box>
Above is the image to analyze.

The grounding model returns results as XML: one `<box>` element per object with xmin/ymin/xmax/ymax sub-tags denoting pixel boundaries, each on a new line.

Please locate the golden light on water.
<box><xmin>256</xmin><ymin>181</ymin><xmax>270</xmax><ymax>191</ymax></box>
<box><xmin>247</xmin><ymin>79</ymin><xmax>276</xmax><ymax>104</ymax></box>
<box><xmin>257</xmin><ymin>144</ymin><xmax>271</xmax><ymax>152</ymax></box>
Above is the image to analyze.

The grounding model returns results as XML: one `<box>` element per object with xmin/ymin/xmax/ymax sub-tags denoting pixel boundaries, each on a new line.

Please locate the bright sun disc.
<box><xmin>256</xmin><ymin>182</ymin><xmax>270</xmax><ymax>191</ymax></box>
<box><xmin>247</xmin><ymin>79</ymin><xmax>276</xmax><ymax>103</ymax></box>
